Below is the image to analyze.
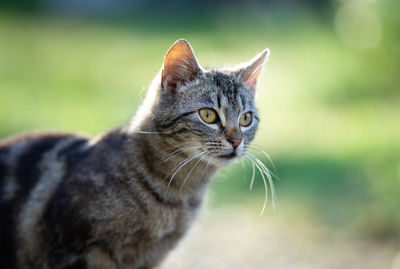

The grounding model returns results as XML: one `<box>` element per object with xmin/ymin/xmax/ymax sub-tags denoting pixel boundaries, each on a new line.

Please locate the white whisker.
<box><xmin>179</xmin><ymin>153</ymin><xmax>208</xmax><ymax>192</ymax></box>
<box><xmin>249</xmin><ymin>157</ymin><xmax>256</xmax><ymax>190</ymax></box>
<box><xmin>167</xmin><ymin>151</ymin><xmax>206</xmax><ymax>191</ymax></box>
<box><xmin>248</xmin><ymin>145</ymin><xmax>279</xmax><ymax>179</ymax></box>
<box><xmin>200</xmin><ymin>156</ymin><xmax>214</xmax><ymax>182</ymax></box>
<box><xmin>155</xmin><ymin>145</ymin><xmax>202</xmax><ymax>164</ymax></box>
<box><xmin>247</xmin><ymin>152</ymin><xmax>276</xmax><ymax>212</ymax></box>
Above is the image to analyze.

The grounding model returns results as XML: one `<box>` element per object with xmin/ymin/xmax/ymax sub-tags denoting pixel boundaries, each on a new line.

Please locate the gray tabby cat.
<box><xmin>0</xmin><ymin>39</ymin><xmax>269</xmax><ymax>269</ymax></box>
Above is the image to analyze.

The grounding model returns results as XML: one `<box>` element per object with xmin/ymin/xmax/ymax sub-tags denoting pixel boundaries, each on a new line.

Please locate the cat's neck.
<box><xmin>118</xmin><ymin>121</ymin><xmax>217</xmax><ymax>203</ymax></box>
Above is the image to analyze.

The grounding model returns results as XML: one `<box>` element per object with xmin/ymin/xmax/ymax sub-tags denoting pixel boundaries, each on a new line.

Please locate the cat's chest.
<box><xmin>110</xmin><ymin>200</ymin><xmax>201</xmax><ymax>268</ymax></box>
<box><xmin>139</xmin><ymin>199</ymin><xmax>200</xmax><ymax>241</ymax></box>
<box><xmin>101</xmin><ymin>195</ymin><xmax>200</xmax><ymax>244</ymax></box>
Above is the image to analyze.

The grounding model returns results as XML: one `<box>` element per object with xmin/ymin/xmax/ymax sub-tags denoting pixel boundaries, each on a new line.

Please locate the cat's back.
<box><xmin>0</xmin><ymin>132</ymin><xmax>88</xmax><ymax>202</ymax></box>
<box><xmin>0</xmin><ymin>132</ymin><xmax>89</xmax><ymax>268</ymax></box>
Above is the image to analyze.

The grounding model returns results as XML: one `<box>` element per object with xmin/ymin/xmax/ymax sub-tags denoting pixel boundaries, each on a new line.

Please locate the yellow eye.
<box><xmin>199</xmin><ymin>108</ymin><xmax>217</xmax><ymax>124</ymax></box>
<box><xmin>239</xmin><ymin>112</ymin><xmax>252</xmax><ymax>127</ymax></box>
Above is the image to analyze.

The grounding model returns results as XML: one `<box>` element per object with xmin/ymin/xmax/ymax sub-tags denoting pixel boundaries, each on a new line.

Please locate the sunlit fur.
<box><xmin>0</xmin><ymin>40</ymin><xmax>270</xmax><ymax>269</ymax></box>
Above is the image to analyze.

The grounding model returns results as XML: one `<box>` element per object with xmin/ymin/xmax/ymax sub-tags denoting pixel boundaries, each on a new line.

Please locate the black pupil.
<box><xmin>243</xmin><ymin>114</ymin><xmax>248</xmax><ymax>121</ymax></box>
<box><xmin>206</xmin><ymin>110</ymin><xmax>210</xmax><ymax>117</ymax></box>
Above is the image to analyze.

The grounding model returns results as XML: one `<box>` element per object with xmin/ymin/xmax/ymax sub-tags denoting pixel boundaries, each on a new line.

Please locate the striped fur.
<box><xmin>0</xmin><ymin>40</ymin><xmax>268</xmax><ymax>268</ymax></box>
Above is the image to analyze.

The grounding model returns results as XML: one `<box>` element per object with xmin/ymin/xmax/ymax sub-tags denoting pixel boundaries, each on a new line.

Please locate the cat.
<box><xmin>0</xmin><ymin>39</ymin><xmax>269</xmax><ymax>269</ymax></box>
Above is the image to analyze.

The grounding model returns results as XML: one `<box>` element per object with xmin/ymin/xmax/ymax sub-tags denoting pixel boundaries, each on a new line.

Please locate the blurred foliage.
<box><xmin>0</xmin><ymin>0</ymin><xmax>399</xmax><ymax>245</ymax></box>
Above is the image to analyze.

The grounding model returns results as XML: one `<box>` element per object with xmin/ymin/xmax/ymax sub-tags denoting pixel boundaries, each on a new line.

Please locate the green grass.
<box><xmin>0</xmin><ymin>6</ymin><xmax>399</xmax><ymax>242</ymax></box>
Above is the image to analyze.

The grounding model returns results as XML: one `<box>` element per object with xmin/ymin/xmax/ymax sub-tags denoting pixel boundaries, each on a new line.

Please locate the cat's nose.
<box><xmin>225</xmin><ymin>128</ymin><xmax>242</xmax><ymax>149</ymax></box>
<box><xmin>227</xmin><ymin>137</ymin><xmax>242</xmax><ymax>149</ymax></box>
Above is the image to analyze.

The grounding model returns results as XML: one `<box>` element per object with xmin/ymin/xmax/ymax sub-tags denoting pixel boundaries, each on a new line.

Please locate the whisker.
<box><xmin>200</xmin><ymin>156</ymin><xmax>214</xmax><ymax>182</ymax></box>
<box><xmin>243</xmin><ymin>156</ymin><xmax>259</xmax><ymax>192</ymax></box>
<box><xmin>255</xmin><ymin>161</ymin><xmax>269</xmax><ymax>216</ymax></box>
<box><xmin>155</xmin><ymin>145</ymin><xmax>202</xmax><ymax>164</ymax></box>
<box><xmin>167</xmin><ymin>151</ymin><xmax>206</xmax><ymax>191</ymax></box>
<box><xmin>247</xmin><ymin>152</ymin><xmax>276</xmax><ymax>212</ymax></box>
<box><xmin>250</xmin><ymin>155</ymin><xmax>276</xmax><ymax>203</ymax></box>
<box><xmin>246</xmin><ymin>153</ymin><xmax>278</xmax><ymax>181</ymax></box>
<box><xmin>179</xmin><ymin>153</ymin><xmax>208</xmax><ymax>192</ymax></box>
<box><xmin>164</xmin><ymin>153</ymin><xmax>196</xmax><ymax>181</ymax></box>
<box><xmin>205</xmin><ymin>142</ymin><xmax>221</xmax><ymax>146</ymax></box>
<box><xmin>248</xmin><ymin>157</ymin><xmax>256</xmax><ymax>190</ymax></box>
<box><xmin>245</xmin><ymin>154</ymin><xmax>269</xmax><ymax>215</ymax></box>
<box><xmin>248</xmin><ymin>145</ymin><xmax>278</xmax><ymax>177</ymax></box>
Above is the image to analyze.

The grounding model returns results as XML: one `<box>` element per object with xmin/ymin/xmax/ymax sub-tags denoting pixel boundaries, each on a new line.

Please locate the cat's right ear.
<box><xmin>236</xmin><ymin>49</ymin><xmax>269</xmax><ymax>97</ymax></box>
<box><xmin>161</xmin><ymin>39</ymin><xmax>202</xmax><ymax>94</ymax></box>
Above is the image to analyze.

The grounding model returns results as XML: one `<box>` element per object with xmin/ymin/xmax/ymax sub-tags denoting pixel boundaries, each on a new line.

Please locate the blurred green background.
<box><xmin>0</xmin><ymin>0</ymin><xmax>399</xmax><ymax>268</ymax></box>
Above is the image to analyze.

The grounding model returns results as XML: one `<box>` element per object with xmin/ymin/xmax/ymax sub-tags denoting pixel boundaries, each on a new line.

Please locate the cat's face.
<box><xmin>153</xmin><ymin>40</ymin><xmax>268</xmax><ymax>167</ymax></box>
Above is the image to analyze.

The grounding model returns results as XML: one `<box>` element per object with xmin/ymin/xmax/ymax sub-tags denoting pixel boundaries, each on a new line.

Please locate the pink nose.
<box><xmin>227</xmin><ymin>137</ymin><xmax>242</xmax><ymax>149</ymax></box>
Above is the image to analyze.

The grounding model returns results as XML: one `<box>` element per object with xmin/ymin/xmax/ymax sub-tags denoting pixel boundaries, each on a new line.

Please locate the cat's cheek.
<box><xmin>241</xmin><ymin>126</ymin><xmax>258</xmax><ymax>143</ymax></box>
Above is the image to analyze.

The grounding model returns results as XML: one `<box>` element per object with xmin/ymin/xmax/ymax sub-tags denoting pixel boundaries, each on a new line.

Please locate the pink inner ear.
<box><xmin>243</xmin><ymin>65</ymin><xmax>263</xmax><ymax>87</ymax></box>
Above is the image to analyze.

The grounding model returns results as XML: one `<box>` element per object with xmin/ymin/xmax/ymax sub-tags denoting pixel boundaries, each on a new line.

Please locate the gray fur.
<box><xmin>0</xmin><ymin>39</ymin><xmax>268</xmax><ymax>269</ymax></box>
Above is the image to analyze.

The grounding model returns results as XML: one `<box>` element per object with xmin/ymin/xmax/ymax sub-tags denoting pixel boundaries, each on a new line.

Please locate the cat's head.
<box><xmin>142</xmin><ymin>39</ymin><xmax>269</xmax><ymax>167</ymax></box>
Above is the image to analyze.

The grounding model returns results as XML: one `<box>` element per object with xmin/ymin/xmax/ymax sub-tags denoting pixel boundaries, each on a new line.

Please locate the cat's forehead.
<box><xmin>202</xmin><ymin>71</ymin><xmax>253</xmax><ymax>108</ymax></box>
<box><xmin>208</xmin><ymin>71</ymin><xmax>242</xmax><ymax>93</ymax></box>
<box><xmin>177</xmin><ymin>70</ymin><xmax>255</xmax><ymax>112</ymax></box>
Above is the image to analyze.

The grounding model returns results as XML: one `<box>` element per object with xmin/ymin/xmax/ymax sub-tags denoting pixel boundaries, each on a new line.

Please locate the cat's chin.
<box><xmin>218</xmin><ymin>152</ymin><xmax>237</xmax><ymax>160</ymax></box>
<box><xmin>214</xmin><ymin>153</ymin><xmax>238</xmax><ymax>166</ymax></box>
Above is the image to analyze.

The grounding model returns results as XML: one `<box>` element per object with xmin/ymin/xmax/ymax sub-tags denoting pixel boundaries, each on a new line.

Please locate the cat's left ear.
<box><xmin>237</xmin><ymin>49</ymin><xmax>269</xmax><ymax>97</ymax></box>
<box><xmin>161</xmin><ymin>39</ymin><xmax>202</xmax><ymax>94</ymax></box>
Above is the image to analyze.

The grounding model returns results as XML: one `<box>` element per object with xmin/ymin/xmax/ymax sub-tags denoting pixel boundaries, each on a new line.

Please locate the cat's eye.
<box><xmin>239</xmin><ymin>112</ymin><xmax>253</xmax><ymax>127</ymax></box>
<box><xmin>199</xmin><ymin>108</ymin><xmax>218</xmax><ymax>124</ymax></box>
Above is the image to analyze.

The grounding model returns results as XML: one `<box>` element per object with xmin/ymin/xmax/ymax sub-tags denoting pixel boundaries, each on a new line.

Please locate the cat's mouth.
<box><xmin>218</xmin><ymin>152</ymin><xmax>237</xmax><ymax>160</ymax></box>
